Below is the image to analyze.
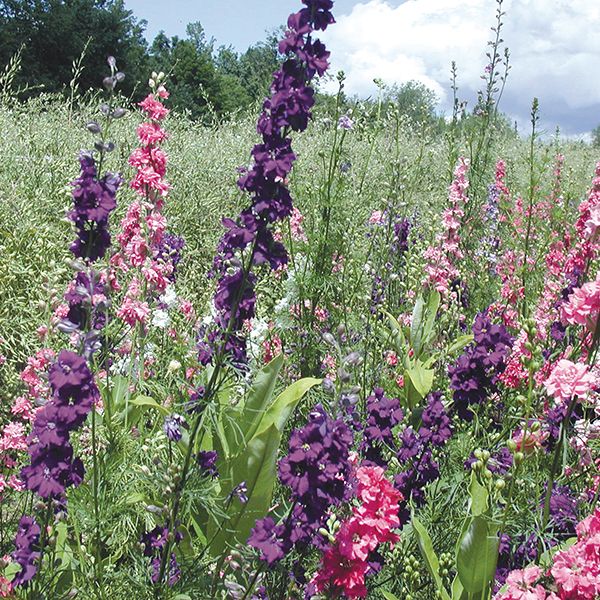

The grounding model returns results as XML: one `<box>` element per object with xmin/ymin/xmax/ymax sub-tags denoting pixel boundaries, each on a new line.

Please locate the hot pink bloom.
<box><xmin>137</xmin><ymin>122</ymin><xmax>167</xmax><ymax>146</ymax></box>
<box><xmin>312</xmin><ymin>544</ymin><xmax>368</xmax><ymax>598</ymax></box>
<box><xmin>544</xmin><ymin>359</ymin><xmax>596</xmax><ymax>402</ymax></box>
<box><xmin>138</xmin><ymin>93</ymin><xmax>169</xmax><ymax>121</ymax></box>
<box><xmin>116</xmin><ymin>296</ymin><xmax>150</xmax><ymax>327</ymax></box>
<box><xmin>561</xmin><ymin>273</ymin><xmax>600</xmax><ymax>330</ymax></box>
<box><xmin>495</xmin><ymin>566</ymin><xmax>547</xmax><ymax>600</ymax></box>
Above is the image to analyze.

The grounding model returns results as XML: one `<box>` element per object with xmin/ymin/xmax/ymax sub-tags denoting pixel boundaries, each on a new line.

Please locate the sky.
<box><xmin>124</xmin><ymin>0</ymin><xmax>600</xmax><ymax>136</ymax></box>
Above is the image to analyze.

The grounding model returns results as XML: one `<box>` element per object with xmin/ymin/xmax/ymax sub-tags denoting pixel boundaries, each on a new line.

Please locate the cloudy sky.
<box><xmin>124</xmin><ymin>0</ymin><xmax>600</xmax><ymax>136</ymax></box>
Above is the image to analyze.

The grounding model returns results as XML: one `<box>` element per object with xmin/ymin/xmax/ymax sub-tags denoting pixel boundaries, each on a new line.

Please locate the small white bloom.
<box><xmin>160</xmin><ymin>286</ymin><xmax>178</xmax><ymax>308</ymax></box>
<box><xmin>168</xmin><ymin>360</ymin><xmax>181</xmax><ymax>373</ymax></box>
<box><xmin>152</xmin><ymin>309</ymin><xmax>170</xmax><ymax>329</ymax></box>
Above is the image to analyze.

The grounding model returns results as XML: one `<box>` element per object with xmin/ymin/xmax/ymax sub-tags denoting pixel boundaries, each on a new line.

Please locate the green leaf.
<box><xmin>446</xmin><ymin>334</ymin><xmax>474</xmax><ymax>355</ymax></box>
<box><xmin>177</xmin><ymin>524</ymin><xmax>195</xmax><ymax>558</ymax></box>
<box><xmin>129</xmin><ymin>395</ymin><xmax>170</xmax><ymax>416</ymax></box>
<box><xmin>384</xmin><ymin>310</ymin><xmax>407</xmax><ymax>350</ymax></box>
<box><xmin>254</xmin><ymin>376</ymin><xmax>321</xmax><ymax>437</ymax></box>
<box><xmin>237</xmin><ymin>353</ymin><xmax>284</xmax><ymax>446</ymax></box>
<box><xmin>456</xmin><ymin>516</ymin><xmax>499</xmax><ymax>594</ymax></box>
<box><xmin>412</xmin><ymin>517</ymin><xmax>451</xmax><ymax>600</ymax></box>
<box><xmin>209</xmin><ymin>424</ymin><xmax>281</xmax><ymax>556</ymax></box>
<box><xmin>469</xmin><ymin>471</ymin><xmax>488</xmax><ymax>516</ymax></box>
<box><xmin>406</xmin><ymin>361</ymin><xmax>434</xmax><ymax>408</ymax></box>
<box><xmin>410</xmin><ymin>294</ymin><xmax>425</xmax><ymax>351</ymax></box>
<box><xmin>451</xmin><ymin>574</ymin><xmax>466</xmax><ymax>600</ymax></box>
<box><xmin>381</xmin><ymin>592</ymin><xmax>401</xmax><ymax>600</ymax></box>
<box><xmin>410</xmin><ymin>290</ymin><xmax>440</xmax><ymax>357</ymax></box>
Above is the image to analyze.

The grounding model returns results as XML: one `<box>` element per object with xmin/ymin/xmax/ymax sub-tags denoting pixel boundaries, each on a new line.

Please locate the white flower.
<box><xmin>160</xmin><ymin>286</ymin><xmax>178</xmax><ymax>308</ymax></box>
<box><xmin>152</xmin><ymin>310</ymin><xmax>170</xmax><ymax>329</ymax></box>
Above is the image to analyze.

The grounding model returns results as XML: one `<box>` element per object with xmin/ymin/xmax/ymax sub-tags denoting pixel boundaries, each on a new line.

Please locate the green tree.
<box><xmin>0</xmin><ymin>0</ymin><xmax>148</xmax><ymax>97</ymax></box>
<box><xmin>592</xmin><ymin>124</ymin><xmax>600</xmax><ymax>148</ymax></box>
<box><xmin>384</xmin><ymin>80</ymin><xmax>439</xmax><ymax>125</ymax></box>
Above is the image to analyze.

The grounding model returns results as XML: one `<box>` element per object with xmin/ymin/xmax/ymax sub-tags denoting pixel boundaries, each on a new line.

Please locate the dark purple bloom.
<box><xmin>209</xmin><ymin>0</ymin><xmax>334</xmax><ymax>366</ymax></box>
<box><xmin>250</xmin><ymin>405</ymin><xmax>352</xmax><ymax>565</ymax></box>
<box><xmin>48</xmin><ymin>350</ymin><xmax>94</xmax><ymax>399</ymax></box>
<box><xmin>141</xmin><ymin>524</ymin><xmax>183</xmax><ymax>586</ymax></box>
<box><xmin>546</xmin><ymin>485</ymin><xmax>578</xmax><ymax>535</ymax></box>
<box><xmin>11</xmin><ymin>516</ymin><xmax>41</xmax><ymax>587</ymax></box>
<box><xmin>163</xmin><ymin>413</ymin><xmax>187</xmax><ymax>442</ymax></box>
<box><xmin>69</xmin><ymin>153</ymin><xmax>120</xmax><ymax>262</ymax></box>
<box><xmin>362</xmin><ymin>387</ymin><xmax>403</xmax><ymax>465</ymax></box>
<box><xmin>21</xmin><ymin>351</ymin><xmax>97</xmax><ymax>498</ymax></box>
<box><xmin>392</xmin><ymin>218</ymin><xmax>411</xmax><ymax>254</ymax></box>
<box><xmin>156</xmin><ymin>233</ymin><xmax>185</xmax><ymax>281</ymax></box>
<box><xmin>248</xmin><ymin>517</ymin><xmax>287</xmax><ymax>565</ymax></box>
<box><xmin>278</xmin><ymin>405</ymin><xmax>353</xmax><ymax>510</ymax></box>
<box><xmin>449</xmin><ymin>312</ymin><xmax>513</xmax><ymax>420</ymax></box>
<box><xmin>418</xmin><ymin>392</ymin><xmax>452</xmax><ymax>446</ymax></box>
<box><xmin>197</xmin><ymin>450</ymin><xmax>218</xmax><ymax>478</ymax></box>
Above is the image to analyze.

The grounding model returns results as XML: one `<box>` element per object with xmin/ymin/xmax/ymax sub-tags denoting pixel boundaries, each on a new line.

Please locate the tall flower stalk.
<box><xmin>155</xmin><ymin>0</ymin><xmax>336</xmax><ymax>590</ymax></box>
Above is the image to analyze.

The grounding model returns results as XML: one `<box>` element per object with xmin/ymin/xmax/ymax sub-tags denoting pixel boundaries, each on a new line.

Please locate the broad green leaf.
<box><xmin>410</xmin><ymin>290</ymin><xmax>440</xmax><ymax>357</ymax></box>
<box><xmin>129</xmin><ymin>395</ymin><xmax>170</xmax><ymax>416</ymax></box>
<box><xmin>381</xmin><ymin>592</ymin><xmax>401</xmax><ymax>600</ymax></box>
<box><xmin>209</xmin><ymin>424</ymin><xmax>280</xmax><ymax>556</ymax></box>
<box><xmin>254</xmin><ymin>376</ymin><xmax>321</xmax><ymax>437</ymax></box>
<box><xmin>451</xmin><ymin>574</ymin><xmax>466</xmax><ymax>600</ymax></box>
<box><xmin>469</xmin><ymin>471</ymin><xmax>488</xmax><ymax>516</ymax></box>
<box><xmin>384</xmin><ymin>310</ymin><xmax>407</xmax><ymax>350</ymax></box>
<box><xmin>421</xmin><ymin>290</ymin><xmax>441</xmax><ymax>349</ymax></box>
<box><xmin>456</xmin><ymin>516</ymin><xmax>499</xmax><ymax>594</ymax></box>
<box><xmin>238</xmin><ymin>353</ymin><xmax>284</xmax><ymax>444</ymax></box>
<box><xmin>177</xmin><ymin>524</ymin><xmax>194</xmax><ymax>558</ymax></box>
<box><xmin>446</xmin><ymin>334</ymin><xmax>474</xmax><ymax>355</ymax></box>
<box><xmin>406</xmin><ymin>362</ymin><xmax>434</xmax><ymax>400</ymax></box>
<box><xmin>412</xmin><ymin>517</ymin><xmax>451</xmax><ymax>600</ymax></box>
<box><xmin>125</xmin><ymin>492</ymin><xmax>148</xmax><ymax>505</ymax></box>
<box><xmin>410</xmin><ymin>294</ymin><xmax>425</xmax><ymax>352</ymax></box>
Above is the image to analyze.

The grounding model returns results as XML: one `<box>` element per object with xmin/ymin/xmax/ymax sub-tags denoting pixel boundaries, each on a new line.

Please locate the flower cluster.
<box><xmin>141</xmin><ymin>524</ymin><xmax>182</xmax><ymax>586</ymax></box>
<box><xmin>207</xmin><ymin>0</ymin><xmax>334</xmax><ymax>364</ymax></box>
<box><xmin>495</xmin><ymin>506</ymin><xmax>600</xmax><ymax>600</ymax></box>
<box><xmin>449</xmin><ymin>312</ymin><xmax>513</xmax><ymax>420</ymax></box>
<box><xmin>394</xmin><ymin>392</ymin><xmax>452</xmax><ymax>517</ymax></box>
<box><xmin>248</xmin><ymin>404</ymin><xmax>353</xmax><ymax>564</ymax></box>
<box><xmin>561</xmin><ymin>271</ymin><xmax>600</xmax><ymax>332</ymax></box>
<box><xmin>113</xmin><ymin>82</ymin><xmax>173</xmax><ymax>330</ymax></box>
<box><xmin>423</xmin><ymin>157</ymin><xmax>469</xmax><ymax>300</ymax></box>
<box><xmin>361</xmin><ymin>387</ymin><xmax>403</xmax><ymax>466</ymax></box>
<box><xmin>11</xmin><ymin>516</ymin><xmax>41</xmax><ymax>587</ymax></box>
<box><xmin>544</xmin><ymin>359</ymin><xmax>596</xmax><ymax>404</ymax></box>
<box><xmin>310</xmin><ymin>465</ymin><xmax>403</xmax><ymax>599</ymax></box>
<box><xmin>20</xmin><ymin>350</ymin><xmax>97</xmax><ymax>498</ymax></box>
<box><xmin>69</xmin><ymin>152</ymin><xmax>121</xmax><ymax>262</ymax></box>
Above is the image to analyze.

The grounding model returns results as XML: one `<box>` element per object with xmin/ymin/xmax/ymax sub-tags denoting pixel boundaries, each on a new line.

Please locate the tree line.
<box><xmin>0</xmin><ymin>0</ymin><xmax>280</xmax><ymax>119</ymax></box>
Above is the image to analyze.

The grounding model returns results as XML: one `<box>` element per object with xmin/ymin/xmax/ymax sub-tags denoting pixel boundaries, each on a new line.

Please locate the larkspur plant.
<box><xmin>2</xmin><ymin>0</ymin><xmax>600</xmax><ymax>598</ymax></box>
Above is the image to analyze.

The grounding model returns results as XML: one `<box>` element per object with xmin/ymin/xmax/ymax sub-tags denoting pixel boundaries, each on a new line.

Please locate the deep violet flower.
<box><xmin>69</xmin><ymin>152</ymin><xmax>121</xmax><ymax>262</ymax></box>
<box><xmin>11</xmin><ymin>516</ymin><xmax>41</xmax><ymax>587</ymax></box>
<box><xmin>449</xmin><ymin>312</ymin><xmax>513</xmax><ymax>420</ymax></box>
<box><xmin>21</xmin><ymin>350</ymin><xmax>96</xmax><ymax>498</ymax></box>
<box><xmin>207</xmin><ymin>0</ymin><xmax>334</xmax><ymax>364</ymax></box>
<box><xmin>362</xmin><ymin>388</ymin><xmax>403</xmax><ymax>466</ymax></box>
<box><xmin>141</xmin><ymin>524</ymin><xmax>183</xmax><ymax>586</ymax></box>
<box><xmin>249</xmin><ymin>404</ymin><xmax>353</xmax><ymax>563</ymax></box>
<box><xmin>197</xmin><ymin>450</ymin><xmax>219</xmax><ymax>478</ymax></box>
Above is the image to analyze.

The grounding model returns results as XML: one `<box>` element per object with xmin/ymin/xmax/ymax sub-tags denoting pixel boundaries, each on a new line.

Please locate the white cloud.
<box><xmin>322</xmin><ymin>0</ymin><xmax>600</xmax><ymax>134</ymax></box>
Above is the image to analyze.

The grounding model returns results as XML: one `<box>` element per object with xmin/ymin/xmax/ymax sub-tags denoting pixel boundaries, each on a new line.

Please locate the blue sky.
<box><xmin>123</xmin><ymin>0</ymin><xmax>600</xmax><ymax>136</ymax></box>
<box><xmin>124</xmin><ymin>0</ymin><xmax>364</xmax><ymax>51</ymax></box>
